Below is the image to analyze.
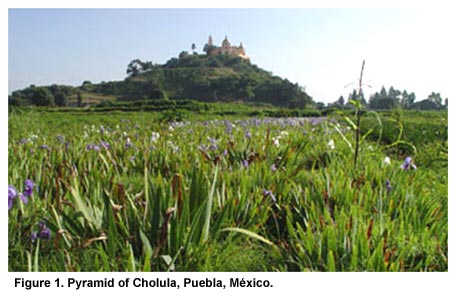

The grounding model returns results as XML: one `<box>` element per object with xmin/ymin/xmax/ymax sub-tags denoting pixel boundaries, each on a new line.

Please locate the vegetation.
<box><xmin>8</xmin><ymin>109</ymin><xmax>447</xmax><ymax>271</ymax></box>
<box><xmin>9</xmin><ymin>54</ymin><xmax>313</xmax><ymax>109</ymax></box>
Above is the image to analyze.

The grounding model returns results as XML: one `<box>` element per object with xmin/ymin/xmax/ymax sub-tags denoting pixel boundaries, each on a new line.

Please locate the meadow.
<box><xmin>8</xmin><ymin>109</ymin><xmax>448</xmax><ymax>271</ymax></box>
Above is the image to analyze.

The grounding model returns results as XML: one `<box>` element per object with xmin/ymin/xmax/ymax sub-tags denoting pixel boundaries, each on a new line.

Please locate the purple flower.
<box><xmin>222</xmin><ymin>149</ymin><xmax>228</xmax><ymax>156</ymax></box>
<box><xmin>100</xmin><ymin>141</ymin><xmax>110</xmax><ymax>150</ymax></box>
<box><xmin>8</xmin><ymin>185</ymin><xmax>28</xmax><ymax>211</ymax></box>
<box><xmin>8</xmin><ymin>185</ymin><xmax>17</xmax><ymax>210</ymax></box>
<box><xmin>243</xmin><ymin>160</ymin><xmax>249</xmax><ymax>168</ymax></box>
<box><xmin>386</xmin><ymin>180</ymin><xmax>392</xmax><ymax>193</ymax></box>
<box><xmin>18</xmin><ymin>138</ymin><xmax>29</xmax><ymax>144</ymax></box>
<box><xmin>271</xmin><ymin>164</ymin><xmax>277</xmax><ymax>172</ymax></box>
<box><xmin>23</xmin><ymin>179</ymin><xmax>35</xmax><ymax>197</ymax></box>
<box><xmin>125</xmin><ymin>138</ymin><xmax>133</xmax><ymax>149</ymax></box>
<box><xmin>39</xmin><ymin>145</ymin><xmax>51</xmax><ymax>150</ymax></box>
<box><xmin>245</xmin><ymin>131</ymin><xmax>252</xmax><ymax>139</ymax></box>
<box><xmin>401</xmin><ymin>156</ymin><xmax>417</xmax><ymax>170</ymax></box>
<box><xmin>86</xmin><ymin>144</ymin><xmax>94</xmax><ymax>151</ymax></box>
<box><xmin>263</xmin><ymin>189</ymin><xmax>277</xmax><ymax>203</ymax></box>
<box><xmin>31</xmin><ymin>221</ymin><xmax>52</xmax><ymax>241</ymax></box>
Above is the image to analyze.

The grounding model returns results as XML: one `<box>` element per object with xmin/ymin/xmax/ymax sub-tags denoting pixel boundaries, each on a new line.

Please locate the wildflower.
<box><xmin>55</xmin><ymin>135</ymin><xmax>64</xmax><ymax>142</ymax></box>
<box><xmin>245</xmin><ymin>131</ymin><xmax>252</xmax><ymax>139</ymax></box>
<box><xmin>39</xmin><ymin>145</ymin><xmax>51</xmax><ymax>150</ymax></box>
<box><xmin>31</xmin><ymin>221</ymin><xmax>51</xmax><ymax>241</ymax></box>
<box><xmin>209</xmin><ymin>144</ymin><xmax>218</xmax><ymax>152</ymax></box>
<box><xmin>328</xmin><ymin>139</ymin><xmax>335</xmax><ymax>150</ymax></box>
<box><xmin>243</xmin><ymin>160</ymin><xmax>249</xmax><ymax>168</ymax></box>
<box><xmin>271</xmin><ymin>164</ymin><xmax>277</xmax><ymax>172</ymax></box>
<box><xmin>8</xmin><ymin>185</ymin><xmax>17</xmax><ymax>210</ymax></box>
<box><xmin>222</xmin><ymin>149</ymin><xmax>228</xmax><ymax>156</ymax></box>
<box><xmin>23</xmin><ymin>179</ymin><xmax>35</xmax><ymax>197</ymax></box>
<box><xmin>263</xmin><ymin>189</ymin><xmax>277</xmax><ymax>203</ymax></box>
<box><xmin>100</xmin><ymin>141</ymin><xmax>110</xmax><ymax>150</ymax></box>
<box><xmin>125</xmin><ymin>138</ymin><xmax>133</xmax><ymax>149</ymax></box>
<box><xmin>8</xmin><ymin>184</ymin><xmax>29</xmax><ymax>211</ymax></box>
<box><xmin>151</xmin><ymin>132</ymin><xmax>160</xmax><ymax>143</ymax></box>
<box><xmin>401</xmin><ymin>156</ymin><xmax>417</xmax><ymax>170</ymax></box>
<box><xmin>129</xmin><ymin>156</ymin><xmax>136</xmax><ymax>161</ymax></box>
<box><xmin>386</xmin><ymin>180</ymin><xmax>392</xmax><ymax>193</ymax></box>
<box><xmin>272</xmin><ymin>138</ymin><xmax>280</xmax><ymax>148</ymax></box>
<box><xmin>18</xmin><ymin>138</ymin><xmax>30</xmax><ymax>144</ymax></box>
<box><xmin>383</xmin><ymin>156</ymin><xmax>391</xmax><ymax>166</ymax></box>
<box><xmin>279</xmin><ymin>131</ymin><xmax>289</xmax><ymax>137</ymax></box>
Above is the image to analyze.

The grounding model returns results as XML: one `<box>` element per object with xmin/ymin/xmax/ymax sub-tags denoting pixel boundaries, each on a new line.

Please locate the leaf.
<box><xmin>221</xmin><ymin>227</ymin><xmax>275</xmax><ymax>247</ymax></box>
<box><xmin>202</xmin><ymin>165</ymin><xmax>218</xmax><ymax>243</ymax></box>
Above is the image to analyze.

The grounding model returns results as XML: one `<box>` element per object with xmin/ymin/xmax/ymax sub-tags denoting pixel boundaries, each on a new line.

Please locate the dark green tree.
<box><xmin>428</xmin><ymin>92</ymin><xmax>443</xmax><ymax>109</ymax></box>
<box><xmin>30</xmin><ymin>87</ymin><xmax>55</xmax><ymax>107</ymax></box>
<box><xmin>126</xmin><ymin>59</ymin><xmax>144</xmax><ymax>76</ymax></box>
<box><xmin>77</xmin><ymin>91</ymin><xmax>83</xmax><ymax>107</ymax></box>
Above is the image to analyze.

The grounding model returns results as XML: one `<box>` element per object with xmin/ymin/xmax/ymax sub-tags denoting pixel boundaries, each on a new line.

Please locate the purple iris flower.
<box><xmin>8</xmin><ymin>184</ymin><xmax>29</xmax><ymax>211</ymax></box>
<box><xmin>209</xmin><ymin>144</ymin><xmax>218</xmax><ymax>152</ymax></box>
<box><xmin>31</xmin><ymin>221</ymin><xmax>52</xmax><ymax>241</ymax></box>
<box><xmin>401</xmin><ymin>156</ymin><xmax>417</xmax><ymax>170</ymax></box>
<box><xmin>271</xmin><ymin>164</ymin><xmax>277</xmax><ymax>172</ymax></box>
<box><xmin>245</xmin><ymin>131</ymin><xmax>252</xmax><ymax>139</ymax></box>
<box><xmin>39</xmin><ymin>145</ymin><xmax>51</xmax><ymax>150</ymax></box>
<box><xmin>125</xmin><ymin>138</ymin><xmax>133</xmax><ymax>149</ymax></box>
<box><xmin>263</xmin><ymin>189</ymin><xmax>277</xmax><ymax>203</ymax></box>
<box><xmin>23</xmin><ymin>179</ymin><xmax>35</xmax><ymax>197</ymax></box>
<box><xmin>386</xmin><ymin>180</ymin><xmax>392</xmax><ymax>193</ymax></box>
<box><xmin>243</xmin><ymin>160</ymin><xmax>249</xmax><ymax>168</ymax></box>
<box><xmin>8</xmin><ymin>185</ymin><xmax>17</xmax><ymax>210</ymax></box>
<box><xmin>100</xmin><ymin>141</ymin><xmax>110</xmax><ymax>150</ymax></box>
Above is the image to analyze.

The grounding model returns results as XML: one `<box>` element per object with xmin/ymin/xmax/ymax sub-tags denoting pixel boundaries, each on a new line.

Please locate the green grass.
<box><xmin>8</xmin><ymin>110</ymin><xmax>447</xmax><ymax>271</ymax></box>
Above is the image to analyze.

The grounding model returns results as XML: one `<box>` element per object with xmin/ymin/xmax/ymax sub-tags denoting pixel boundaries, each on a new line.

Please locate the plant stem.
<box><xmin>354</xmin><ymin>60</ymin><xmax>365</xmax><ymax>170</ymax></box>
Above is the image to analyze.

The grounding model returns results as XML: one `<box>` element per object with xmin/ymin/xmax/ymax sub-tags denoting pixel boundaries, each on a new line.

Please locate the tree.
<box><xmin>191</xmin><ymin>43</ymin><xmax>196</xmax><ymax>54</ymax></box>
<box><xmin>54</xmin><ymin>92</ymin><xmax>68</xmax><ymax>107</ymax></box>
<box><xmin>428</xmin><ymin>92</ymin><xmax>443</xmax><ymax>109</ymax></box>
<box><xmin>379</xmin><ymin>86</ymin><xmax>388</xmax><ymax>98</ymax></box>
<box><xmin>126</xmin><ymin>59</ymin><xmax>144</xmax><ymax>77</ymax></box>
<box><xmin>337</xmin><ymin>95</ymin><xmax>345</xmax><ymax>106</ymax></box>
<box><xmin>400</xmin><ymin>90</ymin><xmax>415</xmax><ymax>109</ymax></box>
<box><xmin>77</xmin><ymin>91</ymin><xmax>83</xmax><ymax>107</ymax></box>
<box><xmin>178</xmin><ymin>51</ymin><xmax>189</xmax><ymax>59</ymax></box>
<box><xmin>412</xmin><ymin>99</ymin><xmax>438</xmax><ymax>110</ymax></box>
<box><xmin>30</xmin><ymin>87</ymin><xmax>55</xmax><ymax>107</ymax></box>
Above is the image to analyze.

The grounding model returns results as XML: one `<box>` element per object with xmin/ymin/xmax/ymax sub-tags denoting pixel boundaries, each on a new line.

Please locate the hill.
<box><xmin>9</xmin><ymin>53</ymin><xmax>313</xmax><ymax>109</ymax></box>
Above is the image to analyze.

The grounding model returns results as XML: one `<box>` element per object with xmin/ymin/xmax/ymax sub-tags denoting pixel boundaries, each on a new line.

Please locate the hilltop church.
<box><xmin>203</xmin><ymin>36</ymin><xmax>249</xmax><ymax>61</ymax></box>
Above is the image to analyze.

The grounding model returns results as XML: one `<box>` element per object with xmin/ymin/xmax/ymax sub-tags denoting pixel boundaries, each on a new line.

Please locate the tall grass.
<box><xmin>8</xmin><ymin>111</ymin><xmax>447</xmax><ymax>271</ymax></box>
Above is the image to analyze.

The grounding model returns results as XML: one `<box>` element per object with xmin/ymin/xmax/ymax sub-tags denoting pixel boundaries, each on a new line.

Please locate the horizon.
<box><xmin>8</xmin><ymin>8</ymin><xmax>456</xmax><ymax>104</ymax></box>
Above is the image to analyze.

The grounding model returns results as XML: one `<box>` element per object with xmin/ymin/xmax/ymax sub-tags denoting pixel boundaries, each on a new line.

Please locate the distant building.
<box><xmin>203</xmin><ymin>36</ymin><xmax>249</xmax><ymax>60</ymax></box>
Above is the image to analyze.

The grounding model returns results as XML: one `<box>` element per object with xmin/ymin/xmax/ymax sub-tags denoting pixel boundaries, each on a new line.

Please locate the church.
<box><xmin>203</xmin><ymin>36</ymin><xmax>249</xmax><ymax>60</ymax></box>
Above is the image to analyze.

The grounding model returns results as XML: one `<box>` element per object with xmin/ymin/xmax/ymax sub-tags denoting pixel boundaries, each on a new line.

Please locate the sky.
<box><xmin>8</xmin><ymin>8</ymin><xmax>457</xmax><ymax>104</ymax></box>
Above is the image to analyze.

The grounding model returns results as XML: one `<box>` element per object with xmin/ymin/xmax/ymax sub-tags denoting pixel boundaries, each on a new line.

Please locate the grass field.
<box><xmin>8</xmin><ymin>109</ymin><xmax>448</xmax><ymax>271</ymax></box>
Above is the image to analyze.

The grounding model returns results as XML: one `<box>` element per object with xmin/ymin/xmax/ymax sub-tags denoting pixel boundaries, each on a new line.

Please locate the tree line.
<box><xmin>328</xmin><ymin>85</ymin><xmax>447</xmax><ymax>111</ymax></box>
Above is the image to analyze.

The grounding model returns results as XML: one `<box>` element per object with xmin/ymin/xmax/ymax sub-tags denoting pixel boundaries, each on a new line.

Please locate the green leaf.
<box><xmin>221</xmin><ymin>227</ymin><xmax>275</xmax><ymax>247</ymax></box>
